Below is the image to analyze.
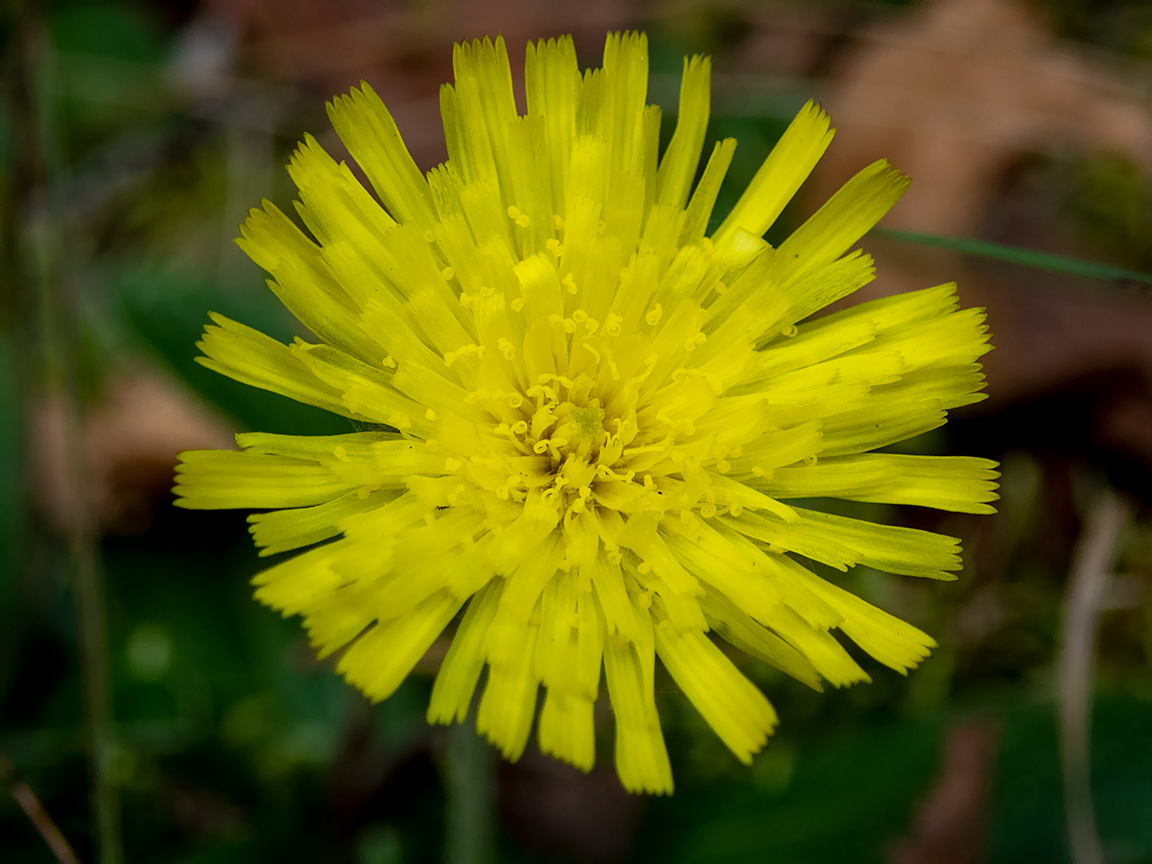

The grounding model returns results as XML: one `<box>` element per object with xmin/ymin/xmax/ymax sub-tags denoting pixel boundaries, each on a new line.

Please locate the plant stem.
<box><xmin>8</xmin><ymin>2</ymin><xmax>123</xmax><ymax>861</ymax></box>
<box><xmin>446</xmin><ymin>718</ymin><xmax>496</xmax><ymax>864</ymax></box>
<box><xmin>872</xmin><ymin>227</ymin><xmax>1152</xmax><ymax>286</ymax></box>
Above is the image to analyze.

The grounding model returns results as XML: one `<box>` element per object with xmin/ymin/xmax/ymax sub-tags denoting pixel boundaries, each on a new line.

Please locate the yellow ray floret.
<box><xmin>174</xmin><ymin>31</ymin><xmax>997</xmax><ymax>795</ymax></box>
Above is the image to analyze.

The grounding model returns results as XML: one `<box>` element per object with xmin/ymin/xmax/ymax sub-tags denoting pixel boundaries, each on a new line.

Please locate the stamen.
<box><xmin>507</xmin><ymin>205</ymin><xmax>532</xmax><ymax>228</ymax></box>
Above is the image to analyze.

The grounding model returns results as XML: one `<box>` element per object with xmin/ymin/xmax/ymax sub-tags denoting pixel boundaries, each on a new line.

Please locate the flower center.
<box><xmin>492</xmin><ymin>373</ymin><xmax>630</xmax><ymax>516</ymax></box>
<box><xmin>459</xmin><ymin>334</ymin><xmax>720</xmax><ymax>523</ymax></box>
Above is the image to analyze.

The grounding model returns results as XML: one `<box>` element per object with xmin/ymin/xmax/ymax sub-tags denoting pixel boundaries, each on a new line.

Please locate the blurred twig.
<box><xmin>1058</xmin><ymin>488</ymin><xmax>1131</xmax><ymax>864</ymax></box>
<box><xmin>0</xmin><ymin>754</ymin><xmax>81</xmax><ymax>864</ymax></box>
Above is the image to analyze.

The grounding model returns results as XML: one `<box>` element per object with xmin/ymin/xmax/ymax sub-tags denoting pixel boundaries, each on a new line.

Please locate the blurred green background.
<box><xmin>3</xmin><ymin>0</ymin><xmax>1152</xmax><ymax>862</ymax></box>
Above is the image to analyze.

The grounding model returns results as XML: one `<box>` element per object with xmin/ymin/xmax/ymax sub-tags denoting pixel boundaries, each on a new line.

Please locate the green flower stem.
<box><xmin>446</xmin><ymin>718</ymin><xmax>496</xmax><ymax>864</ymax></box>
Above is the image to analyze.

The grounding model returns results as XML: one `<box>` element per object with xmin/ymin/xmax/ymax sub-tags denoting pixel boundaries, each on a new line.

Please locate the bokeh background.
<box><xmin>4</xmin><ymin>0</ymin><xmax>1152</xmax><ymax>861</ymax></box>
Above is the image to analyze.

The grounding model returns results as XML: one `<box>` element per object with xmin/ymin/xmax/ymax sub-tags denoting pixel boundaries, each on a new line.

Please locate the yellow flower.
<box><xmin>174</xmin><ymin>33</ymin><xmax>997</xmax><ymax>794</ymax></box>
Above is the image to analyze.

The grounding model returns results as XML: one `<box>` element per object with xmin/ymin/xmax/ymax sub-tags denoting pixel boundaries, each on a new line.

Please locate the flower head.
<box><xmin>175</xmin><ymin>33</ymin><xmax>997</xmax><ymax>794</ymax></box>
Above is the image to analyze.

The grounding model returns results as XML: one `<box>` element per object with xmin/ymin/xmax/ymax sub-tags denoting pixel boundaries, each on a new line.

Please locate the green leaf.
<box><xmin>115</xmin><ymin>263</ymin><xmax>352</xmax><ymax>436</ymax></box>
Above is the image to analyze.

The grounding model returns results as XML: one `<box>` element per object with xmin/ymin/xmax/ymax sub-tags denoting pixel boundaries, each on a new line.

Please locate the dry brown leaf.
<box><xmin>32</xmin><ymin>369</ymin><xmax>235</xmax><ymax>534</ymax></box>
